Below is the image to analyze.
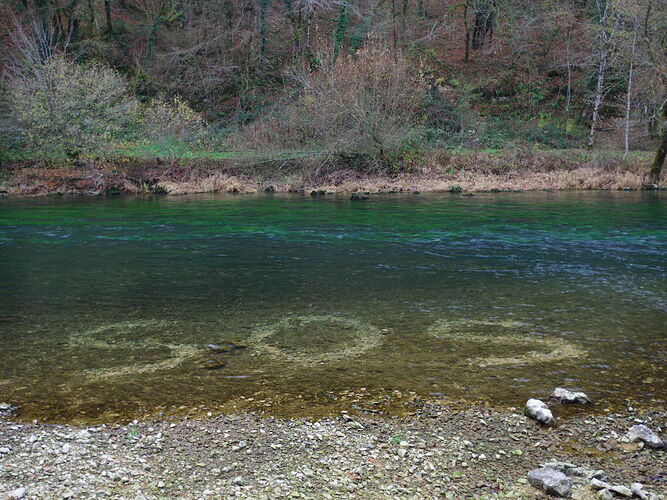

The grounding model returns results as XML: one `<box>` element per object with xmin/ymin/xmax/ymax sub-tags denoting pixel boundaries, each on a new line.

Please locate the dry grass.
<box><xmin>0</xmin><ymin>150</ymin><xmax>659</xmax><ymax>196</ymax></box>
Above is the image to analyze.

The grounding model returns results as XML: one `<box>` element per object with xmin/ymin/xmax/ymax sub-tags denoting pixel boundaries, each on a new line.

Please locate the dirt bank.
<box><xmin>0</xmin><ymin>150</ymin><xmax>661</xmax><ymax>197</ymax></box>
<box><xmin>1</xmin><ymin>403</ymin><xmax>665</xmax><ymax>499</ymax></box>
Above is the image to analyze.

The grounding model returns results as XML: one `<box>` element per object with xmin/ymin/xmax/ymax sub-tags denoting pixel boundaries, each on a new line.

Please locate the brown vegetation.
<box><xmin>1</xmin><ymin>151</ymin><xmax>654</xmax><ymax>197</ymax></box>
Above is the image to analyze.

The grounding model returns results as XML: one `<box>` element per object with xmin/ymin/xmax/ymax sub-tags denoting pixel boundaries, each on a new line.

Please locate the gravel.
<box><xmin>1</xmin><ymin>405</ymin><xmax>665</xmax><ymax>499</ymax></box>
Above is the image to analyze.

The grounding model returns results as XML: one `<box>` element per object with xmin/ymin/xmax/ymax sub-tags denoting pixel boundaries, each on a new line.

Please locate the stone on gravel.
<box><xmin>609</xmin><ymin>484</ymin><xmax>632</xmax><ymax>497</ymax></box>
<box><xmin>591</xmin><ymin>478</ymin><xmax>612</xmax><ymax>490</ymax></box>
<box><xmin>527</xmin><ymin>467</ymin><xmax>572</xmax><ymax>497</ymax></box>
<box><xmin>524</xmin><ymin>399</ymin><xmax>554</xmax><ymax>425</ymax></box>
<box><xmin>7</xmin><ymin>488</ymin><xmax>26</xmax><ymax>500</ymax></box>
<box><xmin>596</xmin><ymin>489</ymin><xmax>614</xmax><ymax>500</ymax></box>
<box><xmin>0</xmin><ymin>447</ymin><xmax>10</xmax><ymax>454</ymax></box>
<box><xmin>631</xmin><ymin>483</ymin><xmax>648</xmax><ymax>500</ymax></box>
<box><xmin>542</xmin><ymin>461</ymin><xmax>604</xmax><ymax>483</ymax></box>
<box><xmin>626</xmin><ymin>424</ymin><xmax>664</xmax><ymax>449</ymax></box>
<box><xmin>550</xmin><ymin>387</ymin><xmax>592</xmax><ymax>404</ymax></box>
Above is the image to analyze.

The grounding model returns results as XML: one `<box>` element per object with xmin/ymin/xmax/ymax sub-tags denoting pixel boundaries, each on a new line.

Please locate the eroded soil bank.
<box><xmin>0</xmin><ymin>151</ymin><xmax>661</xmax><ymax>197</ymax></box>
<box><xmin>1</xmin><ymin>402</ymin><xmax>665</xmax><ymax>499</ymax></box>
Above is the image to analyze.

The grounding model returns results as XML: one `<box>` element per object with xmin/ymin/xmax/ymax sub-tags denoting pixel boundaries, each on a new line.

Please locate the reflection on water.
<box><xmin>0</xmin><ymin>191</ymin><xmax>665</xmax><ymax>423</ymax></box>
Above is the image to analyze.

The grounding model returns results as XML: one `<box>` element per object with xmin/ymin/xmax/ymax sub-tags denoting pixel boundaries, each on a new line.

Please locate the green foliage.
<box><xmin>7</xmin><ymin>57</ymin><xmax>140</xmax><ymax>160</ymax></box>
<box><xmin>142</xmin><ymin>95</ymin><xmax>208</xmax><ymax>160</ymax></box>
<box><xmin>480</xmin><ymin>116</ymin><xmax>587</xmax><ymax>149</ymax></box>
<box><xmin>421</xmin><ymin>87</ymin><xmax>466</xmax><ymax>135</ymax></box>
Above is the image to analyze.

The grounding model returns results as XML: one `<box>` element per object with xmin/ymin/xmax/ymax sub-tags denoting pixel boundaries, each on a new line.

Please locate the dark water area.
<box><xmin>0</xmin><ymin>191</ymin><xmax>665</xmax><ymax>423</ymax></box>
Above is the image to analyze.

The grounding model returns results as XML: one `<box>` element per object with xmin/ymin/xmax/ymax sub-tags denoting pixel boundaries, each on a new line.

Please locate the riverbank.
<box><xmin>1</xmin><ymin>403</ymin><xmax>665</xmax><ymax>499</ymax></box>
<box><xmin>0</xmin><ymin>149</ymin><xmax>661</xmax><ymax>197</ymax></box>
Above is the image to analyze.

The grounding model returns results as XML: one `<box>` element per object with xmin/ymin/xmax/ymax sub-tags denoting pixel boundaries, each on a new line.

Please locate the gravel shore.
<box><xmin>1</xmin><ymin>403</ymin><xmax>665</xmax><ymax>499</ymax></box>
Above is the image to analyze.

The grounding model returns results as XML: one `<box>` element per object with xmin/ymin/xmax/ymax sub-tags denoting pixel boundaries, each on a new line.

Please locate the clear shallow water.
<box><xmin>0</xmin><ymin>191</ymin><xmax>665</xmax><ymax>423</ymax></box>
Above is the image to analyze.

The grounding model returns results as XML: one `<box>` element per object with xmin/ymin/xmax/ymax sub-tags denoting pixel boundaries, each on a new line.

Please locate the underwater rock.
<box><xmin>527</xmin><ymin>467</ymin><xmax>572</xmax><ymax>497</ymax></box>
<box><xmin>550</xmin><ymin>387</ymin><xmax>593</xmax><ymax>404</ymax></box>
<box><xmin>626</xmin><ymin>424</ymin><xmax>664</xmax><ymax>449</ymax></box>
<box><xmin>350</xmin><ymin>192</ymin><xmax>370</xmax><ymax>200</ymax></box>
<box><xmin>197</xmin><ymin>359</ymin><xmax>226</xmax><ymax>370</ymax></box>
<box><xmin>208</xmin><ymin>344</ymin><xmax>234</xmax><ymax>353</ymax></box>
<box><xmin>0</xmin><ymin>403</ymin><xmax>16</xmax><ymax>413</ymax></box>
<box><xmin>208</xmin><ymin>342</ymin><xmax>247</xmax><ymax>353</ymax></box>
<box><xmin>524</xmin><ymin>399</ymin><xmax>554</xmax><ymax>425</ymax></box>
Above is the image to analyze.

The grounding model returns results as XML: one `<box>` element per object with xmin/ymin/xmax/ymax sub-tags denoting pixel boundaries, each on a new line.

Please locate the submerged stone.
<box><xmin>524</xmin><ymin>399</ymin><xmax>554</xmax><ymax>425</ymax></box>
<box><xmin>527</xmin><ymin>467</ymin><xmax>572</xmax><ymax>497</ymax></box>
<box><xmin>197</xmin><ymin>359</ymin><xmax>226</xmax><ymax>370</ymax></box>
<box><xmin>208</xmin><ymin>344</ymin><xmax>233</xmax><ymax>353</ymax></box>
<box><xmin>550</xmin><ymin>387</ymin><xmax>593</xmax><ymax>404</ymax></box>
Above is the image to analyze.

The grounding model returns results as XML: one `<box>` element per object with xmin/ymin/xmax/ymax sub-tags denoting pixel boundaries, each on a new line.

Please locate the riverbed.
<box><xmin>0</xmin><ymin>192</ymin><xmax>665</xmax><ymax>423</ymax></box>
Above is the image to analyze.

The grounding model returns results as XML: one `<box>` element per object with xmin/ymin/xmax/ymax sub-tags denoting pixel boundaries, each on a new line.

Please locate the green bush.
<box><xmin>142</xmin><ymin>95</ymin><xmax>208</xmax><ymax>159</ymax></box>
<box><xmin>480</xmin><ymin>116</ymin><xmax>586</xmax><ymax>149</ymax></box>
<box><xmin>7</xmin><ymin>57</ymin><xmax>140</xmax><ymax>160</ymax></box>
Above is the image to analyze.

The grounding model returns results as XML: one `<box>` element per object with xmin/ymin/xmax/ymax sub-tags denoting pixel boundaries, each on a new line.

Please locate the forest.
<box><xmin>0</xmin><ymin>0</ymin><xmax>666</xmax><ymax>189</ymax></box>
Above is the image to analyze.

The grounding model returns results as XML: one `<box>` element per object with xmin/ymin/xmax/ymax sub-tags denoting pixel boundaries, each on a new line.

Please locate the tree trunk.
<box><xmin>623</xmin><ymin>22</ymin><xmax>638</xmax><ymax>159</ymax></box>
<box><xmin>587</xmin><ymin>0</ymin><xmax>611</xmax><ymax>148</ymax></box>
<box><xmin>471</xmin><ymin>0</ymin><xmax>495</xmax><ymax>50</ymax></box>
<box><xmin>648</xmin><ymin>105</ymin><xmax>667</xmax><ymax>185</ymax></box>
<box><xmin>463</xmin><ymin>0</ymin><xmax>470</xmax><ymax>62</ymax></box>
<box><xmin>104</xmin><ymin>0</ymin><xmax>113</xmax><ymax>34</ymax></box>
<box><xmin>565</xmin><ymin>22</ymin><xmax>572</xmax><ymax>112</ymax></box>
<box><xmin>587</xmin><ymin>49</ymin><xmax>606</xmax><ymax>148</ymax></box>
<box><xmin>332</xmin><ymin>1</ymin><xmax>347</xmax><ymax>62</ymax></box>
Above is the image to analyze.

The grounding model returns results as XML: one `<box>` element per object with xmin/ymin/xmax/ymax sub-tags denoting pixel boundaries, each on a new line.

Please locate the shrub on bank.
<box><xmin>233</xmin><ymin>48</ymin><xmax>428</xmax><ymax>171</ymax></box>
<box><xmin>142</xmin><ymin>95</ymin><xmax>209</xmax><ymax>160</ymax></box>
<box><xmin>6</xmin><ymin>57</ymin><xmax>140</xmax><ymax>160</ymax></box>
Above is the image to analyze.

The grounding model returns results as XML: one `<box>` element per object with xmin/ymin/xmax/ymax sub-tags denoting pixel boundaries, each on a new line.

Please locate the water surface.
<box><xmin>0</xmin><ymin>192</ymin><xmax>665</xmax><ymax>422</ymax></box>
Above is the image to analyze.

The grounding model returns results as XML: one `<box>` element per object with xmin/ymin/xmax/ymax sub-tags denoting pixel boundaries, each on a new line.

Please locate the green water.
<box><xmin>0</xmin><ymin>192</ymin><xmax>665</xmax><ymax>423</ymax></box>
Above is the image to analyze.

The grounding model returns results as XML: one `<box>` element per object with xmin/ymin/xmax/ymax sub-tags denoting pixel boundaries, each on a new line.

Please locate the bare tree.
<box><xmin>623</xmin><ymin>17</ymin><xmax>638</xmax><ymax>159</ymax></box>
<box><xmin>588</xmin><ymin>0</ymin><xmax>619</xmax><ymax>148</ymax></box>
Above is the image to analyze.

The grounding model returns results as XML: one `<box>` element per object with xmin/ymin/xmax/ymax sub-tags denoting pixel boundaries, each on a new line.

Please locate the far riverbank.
<box><xmin>1</xmin><ymin>149</ymin><xmax>661</xmax><ymax>197</ymax></box>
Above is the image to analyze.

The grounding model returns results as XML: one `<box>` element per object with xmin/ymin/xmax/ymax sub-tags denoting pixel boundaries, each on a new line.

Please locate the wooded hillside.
<box><xmin>1</xmin><ymin>0</ymin><xmax>666</xmax><ymax>181</ymax></box>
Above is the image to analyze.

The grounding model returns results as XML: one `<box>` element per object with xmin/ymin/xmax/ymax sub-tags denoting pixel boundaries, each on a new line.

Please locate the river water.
<box><xmin>0</xmin><ymin>192</ymin><xmax>665</xmax><ymax>423</ymax></box>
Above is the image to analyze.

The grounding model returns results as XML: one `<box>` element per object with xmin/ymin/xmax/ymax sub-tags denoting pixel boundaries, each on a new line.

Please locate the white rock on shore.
<box><xmin>550</xmin><ymin>387</ymin><xmax>593</xmax><ymax>404</ymax></box>
<box><xmin>6</xmin><ymin>487</ymin><xmax>26</xmax><ymax>500</ymax></box>
<box><xmin>524</xmin><ymin>399</ymin><xmax>554</xmax><ymax>425</ymax></box>
<box><xmin>626</xmin><ymin>424</ymin><xmax>664</xmax><ymax>449</ymax></box>
<box><xmin>527</xmin><ymin>467</ymin><xmax>572</xmax><ymax>497</ymax></box>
